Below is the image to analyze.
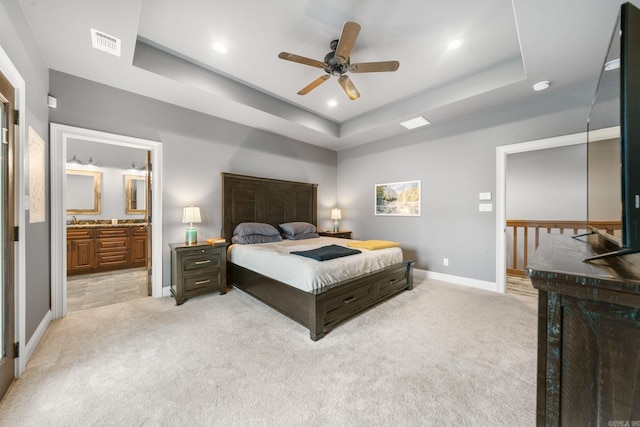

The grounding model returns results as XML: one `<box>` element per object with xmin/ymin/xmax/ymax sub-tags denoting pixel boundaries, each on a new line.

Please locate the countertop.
<box><xmin>67</xmin><ymin>222</ymin><xmax>148</xmax><ymax>229</ymax></box>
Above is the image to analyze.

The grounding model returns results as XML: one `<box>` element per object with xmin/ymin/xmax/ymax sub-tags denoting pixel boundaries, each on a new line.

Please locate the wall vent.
<box><xmin>90</xmin><ymin>28</ymin><xmax>121</xmax><ymax>57</ymax></box>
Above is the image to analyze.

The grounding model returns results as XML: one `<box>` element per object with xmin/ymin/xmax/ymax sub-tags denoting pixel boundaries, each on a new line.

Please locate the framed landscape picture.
<box><xmin>375</xmin><ymin>180</ymin><xmax>421</xmax><ymax>216</ymax></box>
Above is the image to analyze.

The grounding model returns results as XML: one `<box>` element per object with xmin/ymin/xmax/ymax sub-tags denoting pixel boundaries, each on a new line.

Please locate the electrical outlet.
<box><xmin>443</xmin><ymin>258</ymin><xmax>449</xmax><ymax>266</ymax></box>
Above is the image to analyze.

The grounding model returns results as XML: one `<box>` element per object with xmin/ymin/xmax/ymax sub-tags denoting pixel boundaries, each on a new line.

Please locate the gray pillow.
<box><xmin>233</xmin><ymin>222</ymin><xmax>280</xmax><ymax>237</ymax></box>
<box><xmin>283</xmin><ymin>232</ymin><xmax>319</xmax><ymax>240</ymax></box>
<box><xmin>279</xmin><ymin>222</ymin><xmax>317</xmax><ymax>236</ymax></box>
<box><xmin>231</xmin><ymin>234</ymin><xmax>282</xmax><ymax>244</ymax></box>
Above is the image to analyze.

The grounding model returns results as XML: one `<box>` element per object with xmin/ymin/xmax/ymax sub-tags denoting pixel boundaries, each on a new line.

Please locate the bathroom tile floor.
<box><xmin>67</xmin><ymin>267</ymin><xmax>149</xmax><ymax>312</ymax></box>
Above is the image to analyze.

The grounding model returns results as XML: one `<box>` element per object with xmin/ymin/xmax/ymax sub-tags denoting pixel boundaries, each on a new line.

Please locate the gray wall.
<box><xmin>505</xmin><ymin>144</ymin><xmax>588</xmax><ymax>270</ymax></box>
<box><xmin>49</xmin><ymin>71</ymin><xmax>338</xmax><ymax>288</ymax></box>
<box><xmin>0</xmin><ymin>2</ymin><xmax>51</xmax><ymax>342</ymax></box>
<box><xmin>338</xmin><ymin>84</ymin><xmax>595</xmax><ymax>282</ymax></box>
<box><xmin>507</xmin><ymin>144</ymin><xmax>587</xmax><ymax>220</ymax></box>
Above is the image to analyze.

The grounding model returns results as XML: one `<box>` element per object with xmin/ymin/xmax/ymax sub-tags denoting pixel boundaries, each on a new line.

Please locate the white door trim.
<box><xmin>50</xmin><ymin>124</ymin><xmax>163</xmax><ymax>319</ymax></box>
<box><xmin>495</xmin><ymin>127</ymin><xmax>619</xmax><ymax>293</ymax></box>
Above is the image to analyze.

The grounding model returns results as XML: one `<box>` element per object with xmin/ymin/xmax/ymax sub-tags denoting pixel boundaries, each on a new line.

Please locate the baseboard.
<box><xmin>416</xmin><ymin>268</ymin><xmax>498</xmax><ymax>293</ymax></box>
<box><xmin>19</xmin><ymin>309</ymin><xmax>52</xmax><ymax>377</ymax></box>
<box><xmin>162</xmin><ymin>286</ymin><xmax>171</xmax><ymax>297</ymax></box>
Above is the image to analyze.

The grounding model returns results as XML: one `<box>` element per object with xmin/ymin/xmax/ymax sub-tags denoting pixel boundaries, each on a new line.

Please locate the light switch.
<box><xmin>479</xmin><ymin>203</ymin><xmax>493</xmax><ymax>212</ymax></box>
<box><xmin>479</xmin><ymin>192</ymin><xmax>492</xmax><ymax>201</ymax></box>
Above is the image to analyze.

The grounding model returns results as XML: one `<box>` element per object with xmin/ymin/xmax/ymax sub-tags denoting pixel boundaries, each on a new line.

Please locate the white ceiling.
<box><xmin>18</xmin><ymin>0</ymin><xmax>630</xmax><ymax>151</ymax></box>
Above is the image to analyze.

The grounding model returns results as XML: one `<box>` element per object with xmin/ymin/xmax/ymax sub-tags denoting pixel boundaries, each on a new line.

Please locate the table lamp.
<box><xmin>182</xmin><ymin>205</ymin><xmax>202</xmax><ymax>244</ymax></box>
<box><xmin>331</xmin><ymin>208</ymin><xmax>342</xmax><ymax>232</ymax></box>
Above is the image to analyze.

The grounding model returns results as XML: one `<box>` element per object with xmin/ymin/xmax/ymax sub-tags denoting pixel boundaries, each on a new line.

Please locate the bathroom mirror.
<box><xmin>66</xmin><ymin>169</ymin><xmax>102</xmax><ymax>214</ymax></box>
<box><xmin>125</xmin><ymin>174</ymin><xmax>146</xmax><ymax>214</ymax></box>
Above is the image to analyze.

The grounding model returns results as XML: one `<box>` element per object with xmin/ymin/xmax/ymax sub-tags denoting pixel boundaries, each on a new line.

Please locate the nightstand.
<box><xmin>169</xmin><ymin>241</ymin><xmax>228</xmax><ymax>305</ymax></box>
<box><xmin>318</xmin><ymin>231</ymin><xmax>352</xmax><ymax>239</ymax></box>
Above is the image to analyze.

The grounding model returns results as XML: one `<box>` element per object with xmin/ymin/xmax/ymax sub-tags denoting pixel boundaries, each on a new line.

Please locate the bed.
<box><xmin>221</xmin><ymin>173</ymin><xmax>414</xmax><ymax>340</ymax></box>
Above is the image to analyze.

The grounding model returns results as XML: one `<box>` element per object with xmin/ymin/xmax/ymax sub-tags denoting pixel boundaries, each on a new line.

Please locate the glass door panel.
<box><xmin>0</xmin><ymin>71</ymin><xmax>16</xmax><ymax>400</ymax></box>
<box><xmin>0</xmin><ymin>100</ymin><xmax>5</xmax><ymax>351</ymax></box>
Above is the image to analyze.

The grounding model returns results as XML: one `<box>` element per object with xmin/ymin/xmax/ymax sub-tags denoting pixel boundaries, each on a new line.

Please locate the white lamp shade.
<box><xmin>182</xmin><ymin>206</ymin><xmax>202</xmax><ymax>224</ymax></box>
<box><xmin>330</xmin><ymin>208</ymin><xmax>342</xmax><ymax>220</ymax></box>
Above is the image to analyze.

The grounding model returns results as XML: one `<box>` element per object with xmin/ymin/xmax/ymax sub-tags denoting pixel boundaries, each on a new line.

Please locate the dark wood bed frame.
<box><xmin>221</xmin><ymin>173</ymin><xmax>414</xmax><ymax>340</ymax></box>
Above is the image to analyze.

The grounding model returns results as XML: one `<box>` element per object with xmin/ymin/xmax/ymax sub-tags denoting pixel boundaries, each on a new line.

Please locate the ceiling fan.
<box><xmin>278</xmin><ymin>21</ymin><xmax>399</xmax><ymax>100</ymax></box>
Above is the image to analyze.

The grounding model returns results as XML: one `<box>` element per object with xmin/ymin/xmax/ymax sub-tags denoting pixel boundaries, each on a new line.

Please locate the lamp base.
<box><xmin>333</xmin><ymin>221</ymin><xmax>339</xmax><ymax>233</ymax></box>
<box><xmin>185</xmin><ymin>227</ymin><xmax>197</xmax><ymax>244</ymax></box>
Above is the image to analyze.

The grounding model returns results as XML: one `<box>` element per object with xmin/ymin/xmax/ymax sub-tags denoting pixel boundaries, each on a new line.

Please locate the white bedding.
<box><xmin>228</xmin><ymin>237</ymin><xmax>403</xmax><ymax>292</ymax></box>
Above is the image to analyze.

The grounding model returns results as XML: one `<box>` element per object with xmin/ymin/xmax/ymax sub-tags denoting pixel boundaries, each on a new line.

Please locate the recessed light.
<box><xmin>211</xmin><ymin>42</ymin><xmax>229</xmax><ymax>54</ymax></box>
<box><xmin>327</xmin><ymin>100</ymin><xmax>338</xmax><ymax>107</ymax></box>
<box><xmin>605</xmin><ymin>58</ymin><xmax>620</xmax><ymax>71</ymax></box>
<box><xmin>447</xmin><ymin>39</ymin><xmax>463</xmax><ymax>50</ymax></box>
<box><xmin>400</xmin><ymin>116</ymin><xmax>430</xmax><ymax>130</ymax></box>
<box><xmin>533</xmin><ymin>81</ymin><xmax>550</xmax><ymax>91</ymax></box>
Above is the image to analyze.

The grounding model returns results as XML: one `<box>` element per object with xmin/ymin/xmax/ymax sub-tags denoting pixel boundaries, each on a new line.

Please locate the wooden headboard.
<box><xmin>221</xmin><ymin>173</ymin><xmax>318</xmax><ymax>240</ymax></box>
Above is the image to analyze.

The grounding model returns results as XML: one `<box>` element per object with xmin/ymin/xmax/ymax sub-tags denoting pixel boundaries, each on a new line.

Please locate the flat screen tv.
<box><xmin>584</xmin><ymin>2</ymin><xmax>640</xmax><ymax>261</ymax></box>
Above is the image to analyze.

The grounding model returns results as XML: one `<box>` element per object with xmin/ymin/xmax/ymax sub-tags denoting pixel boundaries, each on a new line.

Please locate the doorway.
<box><xmin>50</xmin><ymin>124</ymin><xmax>163</xmax><ymax>319</ymax></box>
<box><xmin>65</xmin><ymin>140</ymin><xmax>150</xmax><ymax>312</ymax></box>
<box><xmin>495</xmin><ymin>127</ymin><xmax>618</xmax><ymax>293</ymax></box>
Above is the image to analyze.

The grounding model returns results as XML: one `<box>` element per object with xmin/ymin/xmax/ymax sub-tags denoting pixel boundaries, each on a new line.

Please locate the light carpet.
<box><xmin>0</xmin><ymin>275</ymin><xmax>538</xmax><ymax>426</ymax></box>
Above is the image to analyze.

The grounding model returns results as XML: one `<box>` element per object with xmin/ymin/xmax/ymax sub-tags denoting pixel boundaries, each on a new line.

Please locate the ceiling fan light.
<box><xmin>401</xmin><ymin>116</ymin><xmax>430</xmax><ymax>130</ymax></box>
<box><xmin>447</xmin><ymin>39</ymin><xmax>463</xmax><ymax>50</ymax></box>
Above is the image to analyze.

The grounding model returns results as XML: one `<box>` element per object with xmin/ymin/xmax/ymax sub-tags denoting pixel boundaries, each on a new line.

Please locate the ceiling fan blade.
<box><xmin>298</xmin><ymin>75</ymin><xmax>330</xmax><ymax>95</ymax></box>
<box><xmin>335</xmin><ymin>21</ymin><xmax>361</xmax><ymax>64</ymax></box>
<box><xmin>338</xmin><ymin>75</ymin><xmax>360</xmax><ymax>100</ymax></box>
<box><xmin>278</xmin><ymin>52</ymin><xmax>325</xmax><ymax>69</ymax></box>
<box><xmin>349</xmin><ymin>61</ymin><xmax>400</xmax><ymax>73</ymax></box>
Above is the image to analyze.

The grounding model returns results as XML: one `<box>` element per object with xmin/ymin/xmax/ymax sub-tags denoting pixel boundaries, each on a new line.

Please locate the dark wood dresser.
<box><xmin>526</xmin><ymin>234</ymin><xmax>640</xmax><ymax>426</ymax></box>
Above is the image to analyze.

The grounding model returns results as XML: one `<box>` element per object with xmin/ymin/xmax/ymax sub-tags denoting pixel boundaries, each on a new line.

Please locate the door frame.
<box><xmin>50</xmin><ymin>124</ymin><xmax>163</xmax><ymax>319</ymax></box>
<box><xmin>495</xmin><ymin>127</ymin><xmax>619</xmax><ymax>293</ymax></box>
<box><xmin>0</xmin><ymin>45</ymin><xmax>25</xmax><ymax>377</ymax></box>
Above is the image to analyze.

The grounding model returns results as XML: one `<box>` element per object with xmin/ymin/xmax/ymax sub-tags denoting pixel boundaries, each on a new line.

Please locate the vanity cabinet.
<box><xmin>130</xmin><ymin>226</ymin><xmax>148</xmax><ymax>266</ymax></box>
<box><xmin>67</xmin><ymin>225</ymin><xmax>147</xmax><ymax>275</ymax></box>
<box><xmin>95</xmin><ymin>227</ymin><xmax>130</xmax><ymax>270</ymax></box>
<box><xmin>67</xmin><ymin>228</ymin><xmax>96</xmax><ymax>274</ymax></box>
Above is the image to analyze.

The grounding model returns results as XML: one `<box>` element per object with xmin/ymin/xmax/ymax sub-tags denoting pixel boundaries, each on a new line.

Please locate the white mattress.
<box><xmin>228</xmin><ymin>237</ymin><xmax>403</xmax><ymax>292</ymax></box>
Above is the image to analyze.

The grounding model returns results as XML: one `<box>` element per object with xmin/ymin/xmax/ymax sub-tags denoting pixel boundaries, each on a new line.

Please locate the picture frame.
<box><xmin>28</xmin><ymin>127</ymin><xmax>46</xmax><ymax>223</ymax></box>
<box><xmin>375</xmin><ymin>180</ymin><xmax>421</xmax><ymax>216</ymax></box>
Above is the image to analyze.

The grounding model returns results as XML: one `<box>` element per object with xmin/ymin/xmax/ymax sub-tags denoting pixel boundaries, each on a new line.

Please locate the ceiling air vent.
<box><xmin>90</xmin><ymin>28</ymin><xmax>121</xmax><ymax>57</ymax></box>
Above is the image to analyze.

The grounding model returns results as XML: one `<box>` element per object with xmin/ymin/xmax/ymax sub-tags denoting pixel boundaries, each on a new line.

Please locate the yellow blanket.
<box><xmin>347</xmin><ymin>240</ymin><xmax>400</xmax><ymax>250</ymax></box>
